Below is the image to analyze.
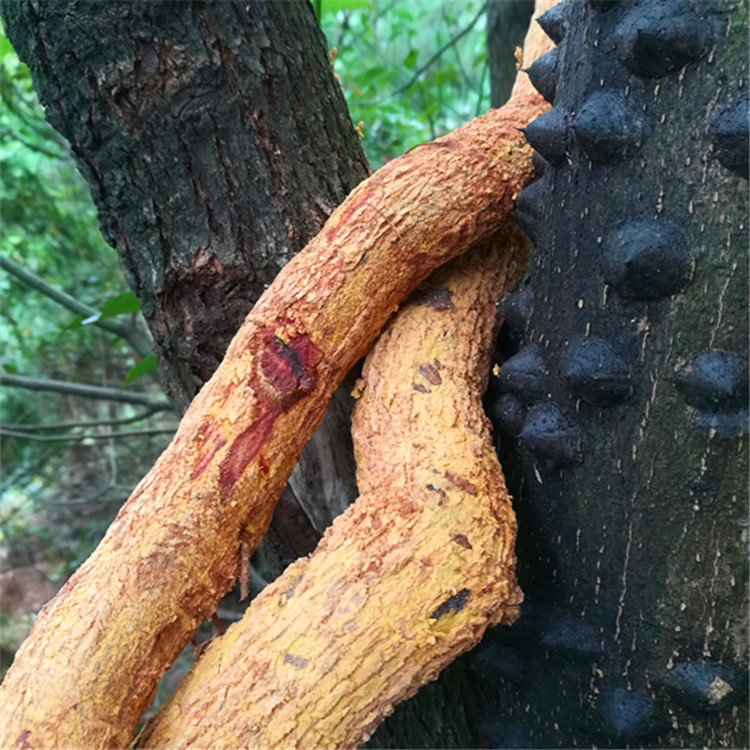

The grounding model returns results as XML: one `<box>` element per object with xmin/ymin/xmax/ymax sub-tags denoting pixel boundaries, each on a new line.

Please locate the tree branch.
<box><xmin>1</xmin><ymin>409</ymin><xmax>162</xmax><ymax>431</ymax></box>
<box><xmin>1</xmin><ymin>130</ymin><xmax>66</xmax><ymax>159</ymax></box>
<box><xmin>393</xmin><ymin>3</ymin><xmax>487</xmax><ymax>96</ymax></box>
<box><xmin>0</xmin><ymin>427</ymin><xmax>177</xmax><ymax>443</ymax></box>
<box><xmin>0</xmin><ymin>373</ymin><xmax>172</xmax><ymax>410</ymax></box>
<box><xmin>0</xmin><ymin>254</ymin><xmax>152</xmax><ymax>357</ymax></box>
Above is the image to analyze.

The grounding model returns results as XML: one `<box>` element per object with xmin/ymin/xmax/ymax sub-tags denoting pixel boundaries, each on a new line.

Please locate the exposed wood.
<box><xmin>139</xmin><ymin>16</ymin><xmax>556</xmax><ymax>749</ymax></box>
<box><xmin>0</xmin><ymin>94</ymin><xmax>544</xmax><ymax>750</ymax></box>
<box><xmin>137</xmin><ymin>224</ymin><xmax>531</xmax><ymax>750</ymax></box>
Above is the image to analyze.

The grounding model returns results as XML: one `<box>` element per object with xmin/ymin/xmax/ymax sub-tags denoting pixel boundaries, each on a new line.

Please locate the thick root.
<box><xmin>138</xmin><ymin>224</ymin><xmax>531</xmax><ymax>749</ymax></box>
<box><xmin>0</xmin><ymin>95</ymin><xmax>544</xmax><ymax>750</ymax></box>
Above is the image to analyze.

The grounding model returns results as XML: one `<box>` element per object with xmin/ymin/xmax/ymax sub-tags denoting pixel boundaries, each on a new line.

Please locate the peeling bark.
<box><xmin>137</xmin><ymin>224</ymin><xmax>531</xmax><ymax>750</ymax></box>
<box><xmin>0</xmin><ymin>94</ymin><xmax>544</xmax><ymax>750</ymax></box>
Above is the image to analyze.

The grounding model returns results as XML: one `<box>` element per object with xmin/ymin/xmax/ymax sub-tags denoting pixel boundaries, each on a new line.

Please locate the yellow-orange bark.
<box><xmin>137</xmin><ymin>224</ymin><xmax>531</xmax><ymax>749</ymax></box>
<box><xmin>137</xmin><ymin>13</ymin><xmax>557</xmax><ymax>747</ymax></box>
<box><xmin>0</xmin><ymin>94</ymin><xmax>544</xmax><ymax>750</ymax></box>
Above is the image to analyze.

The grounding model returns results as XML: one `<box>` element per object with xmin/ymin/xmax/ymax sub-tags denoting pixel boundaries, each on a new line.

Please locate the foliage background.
<box><xmin>0</xmin><ymin>0</ymin><xmax>507</xmax><ymax>702</ymax></box>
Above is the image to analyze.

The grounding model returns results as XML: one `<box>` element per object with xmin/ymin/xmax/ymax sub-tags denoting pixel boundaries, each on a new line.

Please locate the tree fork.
<box><xmin>0</xmin><ymin>94</ymin><xmax>545</xmax><ymax>750</ymax></box>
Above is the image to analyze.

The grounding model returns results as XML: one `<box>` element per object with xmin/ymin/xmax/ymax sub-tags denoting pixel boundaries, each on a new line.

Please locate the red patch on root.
<box><xmin>219</xmin><ymin>407</ymin><xmax>278</xmax><ymax>493</ymax></box>
<box><xmin>191</xmin><ymin>425</ymin><xmax>227</xmax><ymax>481</ymax></box>
<box><xmin>257</xmin><ymin>453</ymin><xmax>270</xmax><ymax>475</ymax></box>
<box><xmin>213</xmin><ymin>333</ymin><xmax>320</xmax><ymax>494</ymax></box>
<box><xmin>16</xmin><ymin>730</ymin><xmax>32</xmax><ymax>750</ymax></box>
<box><xmin>453</xmin><ymin>534</ymin><xmax>473</xmax><ymax>550</ymax></box>
<box><xmin>261</xmin><ymin>334</ymin><xmax>319</xmax><ymax>398</ymax></box>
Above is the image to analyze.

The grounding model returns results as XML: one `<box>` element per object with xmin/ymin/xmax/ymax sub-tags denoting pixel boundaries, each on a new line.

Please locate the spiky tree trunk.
<box><xmin>481</xmin><ymin>1</ymin><xmax>749</xmax><ymax>747</ymax></box>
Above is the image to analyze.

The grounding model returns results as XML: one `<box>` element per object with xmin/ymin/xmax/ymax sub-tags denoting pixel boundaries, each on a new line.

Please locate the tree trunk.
<box><xmin>486</xmin><ymin>0</ymin><xmax>535</xmax><ymax>107</ymax></box>
<box><xmin>483</xmin><ymin>1</ymin><xmax>749</xmax><ymax>747</ymax></box>
<box><xmin>2</xmin><ymin>1</ymin><xmax>746</xmax><ymax>748</ymax></box>
<box><xmin>0</xmin><ymin>0</ymin><xmax>370</xmax><ymax>567</ymax></box>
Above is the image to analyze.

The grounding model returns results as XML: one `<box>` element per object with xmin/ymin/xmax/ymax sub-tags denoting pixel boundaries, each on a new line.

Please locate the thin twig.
<box><xmin>0</xmin><ymin>373</ymin><xmax>172</xmax><ymax>410</ymax></box>
<box><xmin>0</xmin><ymin>427</ymin><xmax>177</xmax><ymax>443</ymax></box>
<box><xmin>1</xmin><ymin>408</ymin><xmax>161</xmax><ymax>432</ymax></box>
<box><xmin>1</xmin><ymin>130</ymin><xmax>66</xmax><ymax>159</ymax></box>
<box><xmin>0</xmin><ymin>254</ymin><xmax>152</xmax><ymax>357</ymax></box>
<box><xmin>392</xmin><ymin>3</ymin><xmax>487</xmax><ymax>97</ymax></box>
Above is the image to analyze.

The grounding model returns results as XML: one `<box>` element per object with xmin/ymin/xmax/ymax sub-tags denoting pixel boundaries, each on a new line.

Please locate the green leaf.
<box><xmin>321</xmin><ymin>0</ymin><xmax>371</xmax><ymax>11</ymax></box>
<box><xmin>403</xmin><ymin>49</ymin><xmax>418</xmax><ymax>70</ymax></box>
<box><xmin>99</xmin><ymin>290</ymin><xmax>141</xmax><ymax>319</ymax></box>
<box><xmin>0</xmin><ymin>33</ymin><xmax>15</xmax><ymax>61</ymax></box>
<box><xmin>122</xmin><ymin>353</ymin><xmax>157</xmax><ymax>388</ymax></box>
<box><xmin>62</xmin><ymin>314</ymin><xmax>84</xmax><ymax>330</ymax></box>
<box><xmin>363</xmin><ymin>65</ymin><xmax>388</xmax><ymax>79</ymax></box>
<box><xmin>81</xmin><ymin>291</ymin><xmax>140</xmax><ymax>325</ymax></box>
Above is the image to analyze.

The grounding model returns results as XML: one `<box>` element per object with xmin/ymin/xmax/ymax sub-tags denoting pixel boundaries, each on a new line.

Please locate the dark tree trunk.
<box><xmin>1</xmin><ymin>0</ymin><xmax>368</xmax><ymax>406</ymax></box>
<box><xmin>482</xmin><ymin>1</ymin><xmax>749</xmax><ymax>747</ymax></box>
<box><xmin>487</xmin><ymin>0</ymin><xmax>535</xmax><ymax>107</ymax></box>
<box><xmin>1</xmin><ymin>0</ymin><xmax>369</xmax><ymax>568</ymax></box>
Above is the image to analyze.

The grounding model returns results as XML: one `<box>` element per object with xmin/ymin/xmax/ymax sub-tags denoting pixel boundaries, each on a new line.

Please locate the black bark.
<box><xmin>483</xmin><ymin>1</ymin><xmax>749</xmax><ymax>747</ymax></box>
<box><xmin>372</xmin><ymin>2</ymin><xmax>749</xmax><ymax>748</ymax></box>
<box><xmin>487</xmin><ymin>0</ymin><xmax>536</xmax><ymax>107</ymax></box>
<box><xmin>1</xmin><ymin>0</ymin><xmax>369</xmax><ymax>566</ymax></box>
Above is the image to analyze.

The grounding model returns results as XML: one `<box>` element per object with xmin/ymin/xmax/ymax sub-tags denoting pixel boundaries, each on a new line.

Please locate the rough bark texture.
<box><xmin>480</xmin><ymin>1</ymin><xmax>749</xmax><ymax>747</ymax></box>
<box><xmin>363</xmin><ymin>10</ymin><xmax>559</xmax><ymax>746</ymax></box>
<box><xmin>0</xmin><ymin>94</ymin><xmax>544</xmax><ymax>750</ymax></box>
<box><xmin>0</xmin><ymin>0</ymin><xmax>368</xmax><ymax>407</ymax></box>
<box><xmin>0</xmin><ymin>0</ymin><xmax>369</xmax><ymax>564</ymax></box>
<box><xmin>138</xmin><ymin>226</ymin><xmax>531</xmax><ymax>749</ymax></box>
